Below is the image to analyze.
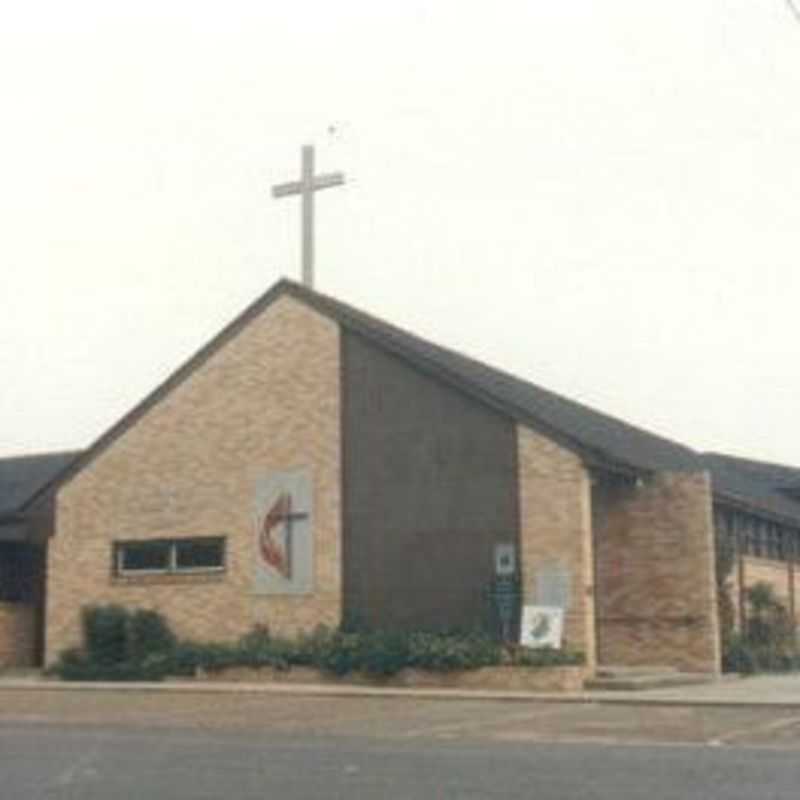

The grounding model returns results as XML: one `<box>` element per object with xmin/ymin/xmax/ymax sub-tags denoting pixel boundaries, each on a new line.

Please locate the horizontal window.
<box><xmin>114</xmin><ymin>538</ymin><xmax>225</xmax><ymax>576</ymax></box>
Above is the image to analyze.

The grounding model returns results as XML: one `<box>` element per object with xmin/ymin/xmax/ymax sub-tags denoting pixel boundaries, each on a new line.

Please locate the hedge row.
<box><xmin>51</xmin><ymin>605</ymin><xmax>584</xmax><ymax>682</ymax></box>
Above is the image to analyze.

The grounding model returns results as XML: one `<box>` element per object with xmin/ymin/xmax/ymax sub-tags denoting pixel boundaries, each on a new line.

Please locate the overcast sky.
<box><xmin>1</xmin><ymin>1</ymin><xmax>799</xmax><ymax>466</ymax></box>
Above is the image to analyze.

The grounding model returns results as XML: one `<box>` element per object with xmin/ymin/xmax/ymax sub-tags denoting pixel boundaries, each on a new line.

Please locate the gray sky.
<box><xmin>2</xmin><ymin>1</ymin><xmax>799</xmax><ymax>465</ymax></box>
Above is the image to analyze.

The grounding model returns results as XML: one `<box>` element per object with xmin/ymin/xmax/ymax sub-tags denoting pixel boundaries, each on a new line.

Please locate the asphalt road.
<box><xmin>2</xmin><ymin>690</ymin><xmax>800</xmax><ymax>799</ymax></box>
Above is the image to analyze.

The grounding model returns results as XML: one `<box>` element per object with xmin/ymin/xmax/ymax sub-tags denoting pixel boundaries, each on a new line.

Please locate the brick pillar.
<box><xmin>517</xmin><ymin>426</ymin><xmax>596</xmax><ymax>670</ymax></box>
<box><xmin>593</xmin><ymin>471</ymin><xmax>720</xmax><ymax>675</ymax></box>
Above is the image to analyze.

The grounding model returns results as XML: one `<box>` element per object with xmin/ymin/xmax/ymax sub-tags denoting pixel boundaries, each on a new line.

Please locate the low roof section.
<box><xmin>702</xmin><ymin>453</ymin><xmax>800</xmax><ymax>530</ymax></box>
<box><xmin>0</xmin><ymin>451</ymin><xmax>80</xmax><ymax>541</ymax></box>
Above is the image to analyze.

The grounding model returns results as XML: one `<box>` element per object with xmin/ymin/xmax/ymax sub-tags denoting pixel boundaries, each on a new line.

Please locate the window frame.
<box><xmin>113</xmin><ymin>537</ymin><xmax>226</xmax><ymax>577</ymax></box>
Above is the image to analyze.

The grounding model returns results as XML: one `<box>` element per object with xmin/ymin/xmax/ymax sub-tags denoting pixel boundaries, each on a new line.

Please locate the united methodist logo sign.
<box><xmin>254</xmin><ymin>470</ymin><xmax>313</xmax><ymax>595</ymax></box>
<box><xmin>258</xmin><ymin>492</ymin><xmax>307</xmax><ymax>581</ymax></box>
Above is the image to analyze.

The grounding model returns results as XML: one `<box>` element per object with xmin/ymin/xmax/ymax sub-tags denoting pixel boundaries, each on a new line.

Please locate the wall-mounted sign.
<box><xmin>253</xmin><ymin>469</ymin><xmax>313</xmax><ymax>595</ymax></box>
<box><xmin>520</xmin><ymin>605</ymin><xmax>564</xmax><ymax>649</ymax></box>
<box><xmin>534</xmin><ymin>562</ymin><xmax>572</xmax><ymax>611</ymax></box>
<box><xmin>494</xmin><ymin>543</ymin><xmax>516</xmax><ymax>577</ymax></box>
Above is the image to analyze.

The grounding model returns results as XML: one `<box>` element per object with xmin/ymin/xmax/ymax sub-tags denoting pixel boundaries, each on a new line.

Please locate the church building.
<box><xmin>2</xmin><ymin>279</ymin><xmax>799</xmax><ymax>675</ymax></box>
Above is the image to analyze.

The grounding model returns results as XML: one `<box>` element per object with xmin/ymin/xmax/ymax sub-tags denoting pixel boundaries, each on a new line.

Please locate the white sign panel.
<box><xmin>494</xmin><ymin>543</ymin><xmax>516</xmax><ymax>577</ymax></box>
<box><xmin>253</xmin><ymin>469</ymin><xmax>313</xmax><ymax>595</ymax></box>
<box><xmin>520</xmin><ymin>605</ymin><xmax>564</xmax><ymax>649</ymax></box>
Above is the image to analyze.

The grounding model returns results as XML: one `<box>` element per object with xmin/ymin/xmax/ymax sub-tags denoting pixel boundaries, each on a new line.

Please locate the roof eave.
<box><xmin>713</xmin><ymin>490</ymin><xmax>800</xmax><ymax>530</ymax></box>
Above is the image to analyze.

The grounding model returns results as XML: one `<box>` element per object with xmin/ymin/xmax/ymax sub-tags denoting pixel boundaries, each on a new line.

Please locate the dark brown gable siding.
<box><xmin>342</xmin><ymin>332</ymin><xmax>519</xmax><ymax>632</ymax></box>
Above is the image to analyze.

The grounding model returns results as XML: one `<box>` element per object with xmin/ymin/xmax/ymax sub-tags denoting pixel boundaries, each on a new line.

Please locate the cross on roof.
<box><xmin>272</xmin><ymin>145</ymin><xmax>345</xmax><ymax>289</ymax></box>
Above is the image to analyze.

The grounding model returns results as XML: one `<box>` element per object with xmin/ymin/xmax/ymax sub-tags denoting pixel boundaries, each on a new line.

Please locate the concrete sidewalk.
<box><xmin>1</xmin><ymin>671</ymin><xmax>799</xmax><ymax>708</ymax></box>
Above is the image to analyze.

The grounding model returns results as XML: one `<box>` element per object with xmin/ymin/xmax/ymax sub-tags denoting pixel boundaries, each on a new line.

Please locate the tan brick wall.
<box><xmin>794</xmin><ymin>567</ymin><xmax>800</xmax><ymax>626</ymax></box>
<box><xmin>0</xmin><ymin>603</ymin><xmax>36</xmax><ymax>668</ymax></box>
<box><xmin>593</xmin><ymin>472</ymin><xmax>720</xmax><ymax>674</ymax></box>
<box><xmin>45</xmin><ymin>295</ymin><xmax>341</xmax><ymax>665</ymax></box>
<box><xmin>738</xmin><ymin>557</ymin><xmax>796</xmax><ymax>626</ymax></box>
<box><xmin>729</xmin><ymin>555</ymin><xmax>742</xmax><ymax>631</ymax></box>
<box><xmin>742</xmin><ymin>558</ymin><xmax>791</xmax><ymax>607</ymax></box>
<box><xmin>516</xmin><ymin>426</ymin><xmax>596</xmax><ymax>669</ymax></box>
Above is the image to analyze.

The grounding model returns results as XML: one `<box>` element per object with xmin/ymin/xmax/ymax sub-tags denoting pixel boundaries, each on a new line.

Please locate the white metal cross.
<box><xmin>271</xmin><ymin>145</ymin><xmax>345</xmax><ymax>289</ymax></box>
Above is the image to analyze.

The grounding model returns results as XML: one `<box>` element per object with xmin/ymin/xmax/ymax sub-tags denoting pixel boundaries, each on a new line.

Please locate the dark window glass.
<box><xmin>175</xmin><ymin>539</ymin><xmax>224</xmax><ymax>571</ymax></box>
<box><xmin>0</xmin><ymin>543</ymin><xmax>36</xmax><ymax>603</ymax></box>
<box><xmin>119</xmin><ymin>541</ymin><xmax>170</xmax><ymax>572</ymax></box>
<box><xmin>753</xmin><ymin>524</ymin><xmax>764</xmax><ymax>558</ymax></box>
<box><xmin>769</xmin><ymin>526</ymin><xmax>781</xmax><ymax>560</ymax></box>
<box><xmin>775</xmin><ymin>529</ymin><xmax>785</xmax><ymax>561</ymax></box>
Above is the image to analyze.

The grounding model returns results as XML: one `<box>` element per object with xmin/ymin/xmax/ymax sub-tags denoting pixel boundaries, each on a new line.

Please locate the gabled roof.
<box><xmin>0</xmin><ymin>451</ymin><xmax>80</xmax><ymax>518</ymax></box>
<box><xmin>14</xmin><ymin>279</ymin><xmax>799</xmax><ymax>530</ymax></box>
<box><xmin>20</xmin><ymin>279</ymin><xmax>700</xmax><ymax>510</ymax></box>
<box><xmin>701</xmin><ymin>453</ymin><xmax>800</xmax><ymax>527</ymax></box>
<box><xmin>290</xmin><ymin>282</ymin><xmax>700</xmax><ymax>475</ymax></box>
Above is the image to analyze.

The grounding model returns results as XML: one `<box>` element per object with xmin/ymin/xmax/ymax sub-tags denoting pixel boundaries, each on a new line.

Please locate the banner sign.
<box><xmin>520</xmin><ymin>605</ymin><xmax>564</xmax><ymax>649</ymax></box>
<box><xmin>253</xmin><ymin>469</ymin><xmax>313</xmax><ymax>595</ymax></box>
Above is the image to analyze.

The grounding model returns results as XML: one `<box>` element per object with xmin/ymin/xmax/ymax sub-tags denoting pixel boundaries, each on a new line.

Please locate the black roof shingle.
<box><xmin>291</xmin><ymin>282</ymin><xmax>700</xmax><ymax>475</ymax></box>
<box><xmin>0</xmin><ymin>451</ymin><xmax>80</xmax><ymax>517</ymax></box>
<box><xmin>701</xmin><ymin>453</ymin><xmax>800</xmax><ymax>527</ymax></box>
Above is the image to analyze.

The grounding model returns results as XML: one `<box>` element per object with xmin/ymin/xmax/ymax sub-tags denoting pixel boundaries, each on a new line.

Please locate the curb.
<box><xmin>0</xmin><ymin>678</ymin><xmax>798</xmax><ymax>710</ymax></box>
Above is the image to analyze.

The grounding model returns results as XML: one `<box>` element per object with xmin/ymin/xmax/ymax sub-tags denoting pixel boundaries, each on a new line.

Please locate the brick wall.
<box><xmin>737</xmin><ymin>556</ymin><xmax>797</xmax><ymax>626</ymax></box>
<box><xmin>729</xmin><ymin>554</ymin><xmax>742</xmax><ymax>630</ymax></box>
<box><xmin>516</xmin><ymin>427</ymin><xmax>596</xmax><ymax>669</ymax></box>
<box><xmin>742</xmin><ymin>558</ymin><xmax>791</xmax><ymax>607</ymax></box>
<box><xmin>0</xmin><ymin>603</ymin><xmax>35</xmax><ymax>668</ymax></box>
<box><xmin>593</xmin><ymin>472</ymin><xmax>720</xmax><ymax>674</ymax></box>
<box><xmin>45</xmin><ymin>295</ymin><xmax>342</xmax><ymax>665</ymax></box>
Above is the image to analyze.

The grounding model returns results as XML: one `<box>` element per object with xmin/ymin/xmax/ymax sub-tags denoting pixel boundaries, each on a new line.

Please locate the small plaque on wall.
<box><xmin>253</xmin><ymin>469</ymin><xmax>313</xmax><ymax>595</ymax></box>
<box><xmin>494</xmin><ymin>543</ymin><xmax>516</xmax><ymax>577</ymax></box>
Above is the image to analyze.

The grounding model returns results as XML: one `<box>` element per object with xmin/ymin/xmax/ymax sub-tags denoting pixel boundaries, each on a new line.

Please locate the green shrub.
<box><xmin>53</xmin><ymin>605</ymin><xmax>178</xmax><ymax>681</ymax></box>
<box><xmin>359</xmin><ymin>630</ymin><xmax>411</xmax><ymax>676</ymax></box>
<box><xmin>237</xmin><ymin>626</ymin><xmax>297</xmax><ymax>671</ymax></box>
<box><xmin>128</xmin><ymin>609</ymin><xmax>176</xmax><ymax>664</ymax></box>
<box><xmin>52</xmin><ymin>647</ymin><xmax>157</xmax><ymax>682</ymax></box>
<box><xmin>722</xmin><ymin>582</ymin><xmax>797</xmax><ymax>674</ymax></box>
<box><xmin>408</xmin><ymin>631</ymin><xmax>500</xmax><ymax>671</ymax></box>
<box><xmin>170</xmin><ymin>641</ymin><xmax>206</xmax><ymax>676</ymax></box>
<box><xmin>507</xmin><ymin>646</ymin><xmax>585</xmax><ymax>668</ymax></box>
<box><xmin>55</xmin><ymin>606</ymin><xmax>588</xmax><ymax>682</ymax></box>
<box><xmin>83</xmin><ymin>605</ymin><xmax>129</xmax><ymax>666</ymax></box>
<box><xmin>51</xmin><ymin>648</ymin><xmax>93</xmax><ymax>681</ymax></box>
<box><xmin>312</xmin><ymin>631</ymin><xmax>363</xmax><ymax>676</ymax></box>
<box><xmin>183</xmin><ymin>641</ymin><xmax>239</xmax><ymax>673</ymax></box>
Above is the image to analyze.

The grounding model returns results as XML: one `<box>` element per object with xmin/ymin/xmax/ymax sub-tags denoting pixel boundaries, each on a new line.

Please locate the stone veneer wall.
<box><xmin>516</xmin><ymin>427</ymin><xmax>596</xmax><ymax>669</ymax></box>
<box><xmin>45</xmin><ymin>295</ymin><xmax>342</xmax><ymax>665</ymax></box>
<box><xmin>593</xmin><ymin>472</ymin><xmax>720</xmax><ymax>674</ymax></box>
<box><xmin>0</xmin><ymin>603</ymin><xmax>36</xmax><ymax>668</ymax></box>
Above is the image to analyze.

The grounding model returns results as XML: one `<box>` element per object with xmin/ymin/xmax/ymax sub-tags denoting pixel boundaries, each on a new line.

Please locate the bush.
<box><xmin>52</xmin><ymin>647</ymin><xmax>160</xmax><ymax>682</ymax></box>
<box><xmin>53</xmin><ymin>605</ymin><xmax>178</xmax><ymax>681</ymax></box>
<box><xmin>358</xmin><ymin>630</ymin><xmax>411</xmax><ymax>676</ymax></box>
<box><xmin>312</xmin><ymin>631</ymin><xmax>363</xmax><ymax>676</ymax></box>
<box><xmin>722</xmin><ymin>582</ymin><xmax>798</xmax><ymax>675</ymax></box>
<box><xmin>54</xmin><ymin>606</ymin><xmax>587</xmax><ymax>681</ymax></box>
<box><xmin>83</xmin><ymin>605</ymin><xmax>129</xmax><ymax>666</ymax></box>
<box><xmin>408</xmin><ymin>631</ymin><xmax>500</xmax><ymax>672</ymax></box>
<box><xmin>128</xmin><ymin>609</ymin><xmax>177</xmax><ymax>664</ymax></box>
<box><xmin>237</xmin><ymin>626</ymin><xmax>297</xmax><ymax>671</ymax></box>
<box><xmin>507</xmin><ymin>646</ymin><xmax>585</xmax><ymax>668</ymax></box>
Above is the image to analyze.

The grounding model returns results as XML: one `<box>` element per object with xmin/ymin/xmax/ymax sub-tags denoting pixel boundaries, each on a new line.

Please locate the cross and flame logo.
<box><xmin>258</xmin><ymin>492</ymin><xmax>293</xmax><ymax>580</ymax></box>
